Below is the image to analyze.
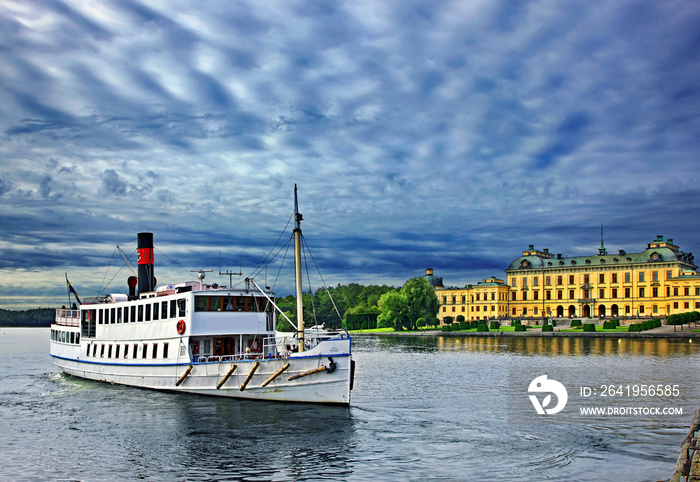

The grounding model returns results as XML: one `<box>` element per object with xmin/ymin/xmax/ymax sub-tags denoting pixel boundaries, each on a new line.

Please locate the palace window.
<box><xmin>545</xmin><ymin>276</ymin><xmax>551</xmax><ymax>286</ymax></box>
<box><xmin>583</xmin><ymin>274</ymin><xmax>590</xmax><ymax>284</ymax></box>
<box><xmin>652</xmin><ymin>287</ymin><xmax>658</xmax><ymax>298</ymax></box>
<box><xmin>522</xmin><ymin>277</ymin><xmax>528</xmax><ymax>287</ymax></box>
<box><xmin>491</xmin><ymin>293</ymin><xmax>496</xmax><ymax>301</ymax></box>
<box><xmin>599</xmin><ymin>288</ymin><xmax>604</xmax><ymax>298</ymax></box>
<box><xmin>546</xmin><ymin>291</ymin><xmax>551</xmax><ymax>300</ymax></box>
<box><xmin>511</xmin><ymin>292</ymin><xmax>516</xmax><ymax>301</ymax></box>
<box><xmin>639</xmin><ymin>272</ymin><xmax>645</xmax><ymax>282</ymax></box>
<box><xmin>569</xmin><ymin>275</ymin><xmax>575</xmax><ymax>285</ymax></box>
<box><xmin>534</xmin><ymin>307</ymin><xmax>539</xmax><ymax>315</ymax></box>
<box><xmin>512</xmin><ymin>278</ymin><xmax>517</xmax><ymax>287</ymax></box>
<box><xmin>612</xmin><ymin>273</ymin><xmax>618</xmax><ymax>283</ymax></box>
<box><xmin>476</xmin><ymin>294</ymin><xmax>480</xmax><ymax>301</ymax></box>
<box><xmin>696</xmin><ymin>288</ymin><xmax>700</xmax><ymax>296</ymax></box>
<box><xmin>674</xmin><ymin>302</ymin><xmax>679</xmax><ymax>309</ymax></box>
<box><xmin>674</xmin><ymin>287</ymin><xmax>679</xmax><ymax>296</ymax></box>
<box><xmin>652</xmin><ymin>271</ymin><xmax>658</xmax><ymax>282</ymax></box>
<box><xmin>522</xmin><ymin>292</ymin><xmax>528</xmax><ymax>301</ymax></box>
<box><xmin>533</xmin><ymin>277</ymin><xmax>539</xmax><ymax>286</ymax></box>
<box><xmin>667</xmin><ymin>270</ymin><xmax>673</xmax><ymax>280</ymax></box>
<box><xmin>569</xmin><ymin>289</ymin><xmax>574</xmax><ymax>299</ymax></box>
<box><xmin>599</xmin><ymin>274</ymin><xmax>605</xmax><ymax>283</ymax></box>
<box><xmin>557</xmin><ymin>290</ymin><xmax>563</xmax><ymax>300</ymax></box>
<box><xmin>685</xmin><ymin>302</ymin><xmax>690</xmax><ymax>309</ymax></box>
<box><xmin>625</xmin><ymin>288</ymin><xmax>631</xmax><ymax>298</ymax></box>
<box><xmin>612</xmin><ymin>288</ymin><xmax>618</xmax><ymax>299</ymax></box>
<box><xmin>557</xmin><ymin>275</ymin><xmax>563</xmax><ymax>285</ymax></box>
<box><xmin>684</xmin><ymin>287</ymin><xmax>690</xmax><ymax>296</ymax></box>
<box><xmin>667</xmin><ymin>287</ymin><xmax>671</xmax><ymax>297</ymax></box>
<box><xmin>639</xmin><ymin>288</ymin><xmax>645</xmax><ymax>298</ymax></box>
<box><xmin>533</xmin><ymin>291</ymin><xmax>539</xmax><ymax>300</ymax></box>
<box><xmin>625</xmin><ymin>273</ymin><xmax>631</xmax><ymax>283</ymax></box>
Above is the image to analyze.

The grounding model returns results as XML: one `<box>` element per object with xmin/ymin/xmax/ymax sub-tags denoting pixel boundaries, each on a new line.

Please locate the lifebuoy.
<box><xmin>249</xmin><ymin>338</ymin><xmax>262</xmax><ymax>352</ymax></box>
<box><xmin>191</xmin><ymin>340</ymin><xmax>199</xmax><ymax>354</ymax></box>
<box><xmin>177</xmin><ymin>319</ymin><xmax>186</xmax><ymax>335</ymax></box>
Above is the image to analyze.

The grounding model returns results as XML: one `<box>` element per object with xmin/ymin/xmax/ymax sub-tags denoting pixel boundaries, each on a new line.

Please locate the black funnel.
<box><xmin>137</xmin><ymin>232</ymin><xmax>155</xmax><ymax>294</ymax></box>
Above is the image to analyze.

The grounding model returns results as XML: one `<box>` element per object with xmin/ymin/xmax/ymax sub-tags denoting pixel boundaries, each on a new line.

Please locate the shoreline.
<box><xmin>351</xmin><ymin>328</ymin><xmax>700</xmax><ymax>339</ymax></box>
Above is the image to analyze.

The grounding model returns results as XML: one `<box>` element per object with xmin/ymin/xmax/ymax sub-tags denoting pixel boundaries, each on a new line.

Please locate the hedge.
<box><xmin>582</xmin><ymin>323</ymin><xmax>596</xmax><ymax>332</ymax></box>
<box><xmin>451</xmin><ymin>322</ymin><xmax>461</xmax><ymax>331</ymax></box>
<box><xmin>542</xmin><ymin>324</ymin><xmax>554</xmax><ymax>332</ymax></box>
<box><xmin>476</xmin><ymin>323</ymin><xmax>489</xmax><ymax>332</ymax></box>
<box><xmin>490</xmin><ymin>321</ymin><xmax>500</xmax><ymax>330</ymax></box>
<box><xmin>460</xmin><ymin>321</ymin><xmax>470</xmax><ymax>330</ymax></box>
<box><xmin>570</xmin><ymin>320</ymin><xmax>582</xmax><ymax>328</ymax></box>
<box><xmin>514</xmin><ymin>324</ymin><xmax>527</xmax><ymax>332</ymax></box>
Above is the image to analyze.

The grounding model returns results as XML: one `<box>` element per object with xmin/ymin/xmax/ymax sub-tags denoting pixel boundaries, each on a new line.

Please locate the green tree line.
<box><xmin>274</xmin><ymin>283</ymin><xmax>396</xmax><ymax>331</ymax></box>
<box><xmin>0</xmin><ymin>308</ymin><xmax>55</xmax><ymax>327</ymax></box>
<box><xmin>274</xmin><ymin>278</ymin><xmax>440</xmax><ymax>332</ymax></box>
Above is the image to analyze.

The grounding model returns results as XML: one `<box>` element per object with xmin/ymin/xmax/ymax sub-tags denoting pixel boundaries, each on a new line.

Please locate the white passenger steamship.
<box><xmin>50</xmin><ymin>188</ymin><xmax>353</xmax><ymax>405</ymax></box>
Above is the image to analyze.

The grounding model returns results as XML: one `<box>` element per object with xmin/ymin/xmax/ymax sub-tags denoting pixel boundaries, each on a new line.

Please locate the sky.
<box><xmin>1</xmin><ymin>0</ymin><xmax>700</xmax><ymax>309</ymax></box>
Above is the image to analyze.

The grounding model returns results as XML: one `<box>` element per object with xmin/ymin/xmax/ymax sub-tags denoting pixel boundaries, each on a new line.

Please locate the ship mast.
<box><xmin>294</xmin><ymin>184</ymin><xmax>305</xmax><ymax>352</ymax></box>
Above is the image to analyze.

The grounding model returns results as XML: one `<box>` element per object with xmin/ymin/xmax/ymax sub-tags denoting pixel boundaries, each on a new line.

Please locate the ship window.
<box><xmin>203</xmin><ymin>339</ymin><xmax>211</xmax><ymax>355</ymax></box>
<box><xmin>111</xmin><ymin>308</ymin><xmax>116</xmax><ymax>324</ymax></box>
<box><xmin>142</xmin><ymin>344</ymin><xmax>148</xmax><ymax>359</ymax></box>
<box><xmin>162</xmin><ymin>301</ymin><xmax>167</xmax><ymax>319</ymax></box>
<box><xmin>195</xmin><ymin>296</ymin><xmax>207</xmax><ymax>312</ymax></box>
<box><xmin>178</xmin><ymin>299</ymin><xmax>186</xmax><ymax>317</ymax></box>
<box><xmin>108</xmin><ymin>345</ymin><xmax>112</xmax><ymax>358</ymax></box>
<box><xmin>124</xmin><ymin>344</ymin><xmax>129</xmax><ymax>359</ymax></box>
<box><xmin>70</xmin><ymin>332</ymin><xmax>75</xmax><ymax>344</ymax></box>
<box><xmin>100</xmin><ymin>344</ymin><xmax>105</xmax><ymax>358</ymax></box>
<box><xmin>115</xmin><ymin>345</ymin><xmax>120</xmax><ymax>358</ymax></box>
<box><xmin>117</xmin><ymin>307</ymin><xmax>122</xmax><ymax>323</ymax></box>
<box><xmin>170</xmin><ymin>300</ymin><xmax>176</xmax><ymax>318</ymax></box>
<box><xmin>131</xmin><ymin>305</ymin><xmax>136</xmax><ymax>322</ymax></box>
<box><xmin>138</xmin><ymin>305</ymin><xmax>144</xmax><ymax>322</ymax></box>
<box><xmin>124</xmin><ymin>307</ymin><xmax>128</xmax><ymax>323</ymax></box>
<box><xmin>145</xmin><ymin>304</ymin><xmax>151</xmax><ymax>322</ymax></box>
<box><xmin>224</xmin><ymin>297</ymin><xmax>235</xmax><ymax>310</ymax></box>
<box><xmin>133</xmin><ymin>344</ymin><xmax>138</xmax><ymax>358</ymax></box>
<box><xmin>93</xmin><ymin>344</ymin><xmax>98</xmax><ymax>357</ymax></box>
<box><xmin>163</xmin><ymin>343</ymin><xmax>169</xmax><ymax>359</ymax></box>
<box><xmin>152</xmin><ymin>344</ymin><xmax>158</xmax><ymax>359</ymax></box>
<box><xmin>98</xmin><ymin>309</ymin><xmax>103</xmax><ymax>325</ymax></box>
<box><xmin>86</xmin><ymin>345</ymin><xmax>90</xmax><ymax>356</ymax></box>
<box><xmin>152</xmin><ymin>303</ymin><xmax>159</xmax><ymax>321</ymax></box>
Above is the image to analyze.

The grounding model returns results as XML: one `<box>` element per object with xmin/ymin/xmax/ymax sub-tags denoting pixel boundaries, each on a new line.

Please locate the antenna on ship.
<box><xmin>294</xmin><ymin>184</ymin><xmax>305</xmax><ymax>352</ymax></box>
<box><xmin>219</xmin><ymin>251</ymin><xmax>242</xmax><ymax>288</ymax></box>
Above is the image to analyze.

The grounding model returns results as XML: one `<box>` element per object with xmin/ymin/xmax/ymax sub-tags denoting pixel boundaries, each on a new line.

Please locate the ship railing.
<box><xmin>54</xmin><ymin>309</ymin><xmax>80</xmax><ymax>327</ymax></box>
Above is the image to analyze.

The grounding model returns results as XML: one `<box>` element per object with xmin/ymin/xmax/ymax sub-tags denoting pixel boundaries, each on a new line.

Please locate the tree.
<box><xmin>377</xmin><ymin>290</ymin><xmax>408</xmax><ymax>330</ymax></box>
<box><xmin>377</xmin><ymin>278</ymin><xmax>440</xmax><ymax>331</ymax></box>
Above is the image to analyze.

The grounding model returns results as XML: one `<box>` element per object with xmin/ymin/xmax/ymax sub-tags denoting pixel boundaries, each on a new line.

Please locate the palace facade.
<box><xmin>432</xmin><ymin>235</ymin><xmax>700</xmax><ymax>324</ymax></box>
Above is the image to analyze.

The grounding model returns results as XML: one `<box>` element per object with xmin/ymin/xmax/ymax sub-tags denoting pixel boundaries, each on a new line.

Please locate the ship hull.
<box><xmin>51</xmin><ymin>338</ymin><xmax>352</xmax><ymax>405</ymax></box>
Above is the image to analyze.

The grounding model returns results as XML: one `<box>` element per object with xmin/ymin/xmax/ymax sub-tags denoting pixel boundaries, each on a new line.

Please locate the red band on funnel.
<box><xmin>138</xmin><ymin>248</ymin><xmax>154</xmax><ymax>265</ymax></box>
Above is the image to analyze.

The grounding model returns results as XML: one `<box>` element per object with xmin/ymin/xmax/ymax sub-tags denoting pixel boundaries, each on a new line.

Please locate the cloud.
<box><xmin>0</xmin><ymin>0</ymin><xmax>699</xmax><ymax>308</ymax></box>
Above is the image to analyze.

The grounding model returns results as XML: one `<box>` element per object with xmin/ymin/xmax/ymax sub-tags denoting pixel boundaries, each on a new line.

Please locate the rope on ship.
<box><xmin>261</xmin><ymin>362</ymin><xmax>291</xmax><ymax>388</ymax></box>
<box><xmin>239</xmin><ymin>361</ymin><xmax>259</xmax><ymax>391</ymax></box>
<box><xmin>216</xmin><ymin>364</ymin><xmax>238</xmax><ymax>390</ymax></box>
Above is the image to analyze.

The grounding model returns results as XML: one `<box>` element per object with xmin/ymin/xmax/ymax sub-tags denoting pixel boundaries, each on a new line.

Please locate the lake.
<box><xmin>2</xmin><ymin>328</ymin><xmax>699</xmax><ymax>481</ymax></box>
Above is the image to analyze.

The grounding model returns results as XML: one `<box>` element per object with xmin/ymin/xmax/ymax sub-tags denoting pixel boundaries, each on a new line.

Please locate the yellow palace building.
<box><xmin>433</xmin><ymin>235</ymin><xmax>700</xmax><ymax>324</ymax></box>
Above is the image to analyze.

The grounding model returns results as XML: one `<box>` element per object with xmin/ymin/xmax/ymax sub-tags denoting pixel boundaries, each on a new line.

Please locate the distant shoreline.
<box><xmin>351</xmin><ymin>329</ymin><xmax>700</xmax><ymax>339</ymax></box>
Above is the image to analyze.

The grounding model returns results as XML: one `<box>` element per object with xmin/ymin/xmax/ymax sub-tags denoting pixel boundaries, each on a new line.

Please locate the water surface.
<box><xmin>1</xmin><ymin>329</ymin><xmax>698</xmax><ymax>481</ymax></box>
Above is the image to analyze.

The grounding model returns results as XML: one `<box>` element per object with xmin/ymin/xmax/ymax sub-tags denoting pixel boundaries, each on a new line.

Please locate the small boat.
<box><xmin>49</xmin><ymin>187</ymin><xmax>353</xmax><ymax>405</ymax></box>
